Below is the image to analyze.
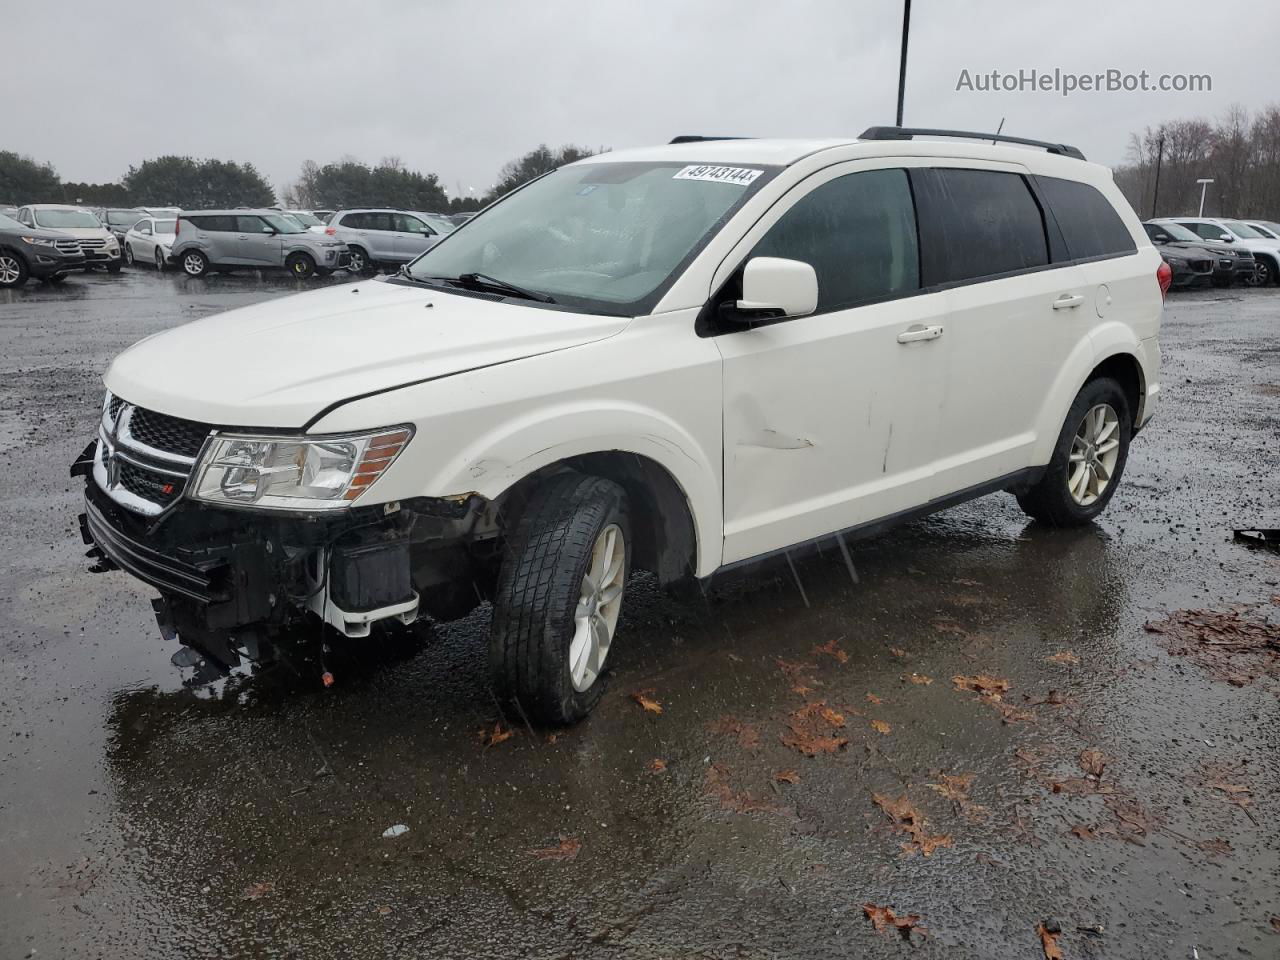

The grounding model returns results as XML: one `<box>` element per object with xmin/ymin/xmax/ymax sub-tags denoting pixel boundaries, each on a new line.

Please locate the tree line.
<box><xmin>2</xmin><ymin>143</ymin><xmax>597</xmax><ymax>213</ymax></box>
<box><xmin>1114</xmin><ymin>103</ymin><xmax>1280</xmax><ymax>219</ymax></box>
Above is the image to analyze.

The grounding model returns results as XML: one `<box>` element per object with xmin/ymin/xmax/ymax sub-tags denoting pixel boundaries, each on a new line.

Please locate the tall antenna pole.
<box><xmin>1150</xmin><ymin>135</ymin><xmax>1165</xmax><ymax>219</ymax></box>
<box><xmin>895</xmin><ymin>0</ymin><xmax>912</xmax><ymax>127</ymax></box>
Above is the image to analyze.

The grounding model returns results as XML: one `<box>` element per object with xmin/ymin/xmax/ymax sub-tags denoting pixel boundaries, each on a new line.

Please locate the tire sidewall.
<box><xmin>288</xmin><ymin>252</ymin><xmax>315</xmax><ymax>279</ymax></box>
<box><xmin>1041</xmin><ymin>377</ymin><xmax>1132</xmax><ymax>523</ymax></box>
<box><xmin>0</xmin><ymin>249</ymin><xmax>28</xmax><ymax>288</ymax></box>
<box><xmin>182</xmin><ymin>250</ymin><xmax>208</xmax><ymax>277</ymax></box>
<box><xmin>348</xmin><ymin>246</ymin><xmax>369</xmax><ymax>274</ymax></box>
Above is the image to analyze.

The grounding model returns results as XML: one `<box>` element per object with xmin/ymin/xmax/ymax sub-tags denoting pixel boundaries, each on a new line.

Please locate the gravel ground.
<box><xmin>1</xmin><ymin>268</ymin><xmax>1278</xmax><ymax>959</ymax></box>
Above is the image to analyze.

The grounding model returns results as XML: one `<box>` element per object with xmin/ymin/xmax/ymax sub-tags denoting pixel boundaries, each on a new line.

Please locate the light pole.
<box><xmin>895</xmin><ymin>0</ymin><xmax>912</xmax><ymax>127</ymax></box>
<box><xmin>1196</xmin><ymin>178</ymin><xmax>1214</xmax><ymax>217</ymax></box>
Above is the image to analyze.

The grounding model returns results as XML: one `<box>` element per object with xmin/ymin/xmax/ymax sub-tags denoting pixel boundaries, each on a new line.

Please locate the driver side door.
<box><xmin>714</xmin><ymin>163</ymin><xmax>950</xmax><ymax>564</ymax></box>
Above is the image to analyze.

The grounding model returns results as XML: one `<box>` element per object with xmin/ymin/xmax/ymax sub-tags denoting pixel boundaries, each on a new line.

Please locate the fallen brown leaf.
<box><xmin>376</xmin><ymin>905</ymin><xmax>393</xmax><ymax>916</ymax></box>
<box><xmin>780</xmin><ymin>701</ymin><xmax>850</xmax><ymax>756</ymax></box>
<box><xmin>1046</xmin><ymin>650</ymin><xmax>1080</xmax><ymax>665</ymax></box>
<box><xmin>529</xmin><ymin>837</ymin><xmax>581</xmax><ymax>861</ymax></box>
<box><xmin>869</xmin><ymin>719</ymin><xmax>892</xmax><ymax>735</ymax></box>
<box><xmin>777</xmin><ymin>658</ymin><xmax>820</xmax><ymax>695</ymax></box>
<box><xmin>482</xmin><ymin>723</ymin><xmax>515</xmax><ymax>748</ymax></box>
<box><xmin>863</xmin><ymin>903</ymin><xmax>926</xmax><ymax>940</ymax></box>
<box><xmin>241</xmin><ymin>881</ymin><xmax>274</xmax><ymax>901</ymax></box>
<box><xmin>872</xmin><ymin>793</ymin><xmax>954</xmax><ymax>858</ymax></box>
<box><xmin>889</xmin><ymin>647</ymin><xmax>908</xmax><ymax>658</ymax></box>
<box><xmin>649</xmin><ymin>758</ymin><xmax>667</xmax><ymax>773</ymax></box>
<box><xmin>952</xmin><ymin>674</ymin><xmax>1010</xmax><ymax>700</ymax></box>
<box><xmin>1069</xmin><ymin>824</ymin><xmax>1097</xmax><ymax>840</ymax></box>
<box><xmin>631</xmin><ymin>691</ymin><xmax>663</xmax><ymax>715</ymax></box>
<box><xmin>904</xmin><ymin>673</ymin><xmax>933</xmax><ymax>685</ymax></box>
<box><xmin>774</xmin><ymin>769</ymin><xmax>800</xmax><ymax>785</ymax></box>
<box><xmin>1199</xmin><ymin>837</ymin><xmax>1233</xmax><ymax>855</ymax></box>
<box><xmin>813</xmin><ymin>637</ymin><xmax>849</xmax><ymax>664</ymax></box>
<box><xmin>1036</xmin><ymin>922</ymin><xmax>1064</xmax><ymax>959</ymax></box>
<box><xmin>1145</xmin><ymin>608</ymin><xmax>1280</xmax><ymax>686</ymax></box>
<box><xmin>1269</xmin><ymin>915</ymin><xmax>1280</xmax><ymax>932</ymax></box>
<box><xmin>1079</xmin><ymin>749</ymin><xmax>1108</xmax><ymax>779</ymax></box>
<box><xmin>865</xmin><ymin>692</ymin><xmax>883</xmax><ymax>705</ymax></box>
<box><xmin>933</xmin><ymin>619</ymin><xmax>969</xmax><ymax>637</ymax></box>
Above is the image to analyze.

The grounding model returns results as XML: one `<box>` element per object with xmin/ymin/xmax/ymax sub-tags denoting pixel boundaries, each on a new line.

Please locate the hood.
<box><xmin>50</xmin><ymin>226</ymin><xmax>114</xmax><ymax>241</ymax></box>
<box><xmin>1</xmin><ymin>223</ymin><xmax>73</xmax><ymax>242</ymax></box>
<box><xmin>1158</xmin><ymin>241</ymin><xmax>1218</xmax><ymax>257</ymax></box>
<box><xmin>105</xmin><ymin>278</ymin><xmax>631</xmax><ymax>428</ymax></box>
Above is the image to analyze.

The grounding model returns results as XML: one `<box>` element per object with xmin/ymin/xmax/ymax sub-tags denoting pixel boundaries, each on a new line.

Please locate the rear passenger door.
<box><xmin>912</xmin><ymin>164</ymin><xmax>1089</xmax><ymax>495</ymax></box>
<box><xmin>715</xmin><ymin>163</ymin><xmax>950</xmax><ymax>564</ymax></box>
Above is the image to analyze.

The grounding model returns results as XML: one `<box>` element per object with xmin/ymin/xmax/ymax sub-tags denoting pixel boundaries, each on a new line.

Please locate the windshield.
<box><xmin>405</xmin><ymin>160</ymin><xmax>775</xmax><ymax>314</ymax></box>
<box><xmin>422</xmin><ymin>214</ymin><xmax>455</xmax><ymax>234</ymax></box>
<box><xmin>261</xmin><ymin>213</ymin><xmax>307</xmax><ymax>234</ymax></box>
<box><xmin>285</xmin><ymin>211</ymin><xmax>323</xmax><ymax>226</ymax></box>
<box><xmin>1223</xmin><ymin>220</ymin><xmax>1262</xmax><ymax>239</ymax></box>
<box><xmin>33</xmin><ymin>209</ymin><xmax>102</xmax><ymax>229</ymax></box>
<box><xmin>106</xmin><ymin>210</ymin><xmax>143</xmax><ymax>225</ymax></box>
<box><xmin>154</xmin><ymin>219</ymin><xmax>177</xmax><ymax>234</ymax></box>
<box><xmin>1248</xmin><ymin>222</ymin><xmax>1278</xmax><ymax>239</ymax></box>
<box><xmin>1152</xmin><ymin>222</ymin><xmax>1203</xmax><ymax>243</ymax></box>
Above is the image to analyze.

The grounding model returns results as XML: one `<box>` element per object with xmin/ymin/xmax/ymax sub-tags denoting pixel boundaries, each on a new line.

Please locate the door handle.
<box><xmin>896</xmin><ymin>324</ymin><xmax>944</xmax><ymax>344</ymax></box>
<box><xmin>1053</xmin><ymin>293</ymin><xmax>1085</xmax><ymax>310</ymax></box>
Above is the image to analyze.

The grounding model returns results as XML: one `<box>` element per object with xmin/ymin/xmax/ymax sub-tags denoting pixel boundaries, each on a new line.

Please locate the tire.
<box><xmin>347</xmin><ymin>246</ymin><xmax>372</xmax><ymax>275</ymax></box>
<box><xmin>0</xmin><ymin>250</ymin><xmax>28</xmax><ymax>289</ymax></box>
<box><xmin>124</xmin><ymin>244</ymin><xmax>135</xmax><ymax>267</ymax></box>
<box><xmin>181</xmin><ymin>250</ymin><xmax>209</xmax><ymax>278</ymax></box>
<box><xmin>1255</xmin><ymin>256</ymin><xmax>1277</xmax><ymax>287</ymax></box>
<box><xmin>155</xmin><ymin>248</ymin><xmax>165</xmax><ymax>271</ymax></box>
<box><xmin>490</xmin><ymin>473</ymin><xmax>631</xmax><ymax>725</ymax></box>
<box><xmin>286</xmin><ymin>252</ymin><xmax>316</xmax><ymax>279</ymax></box>
<box><xmin>1016</xmin><ymin>377</ymin><xmax>1132</xmax><ymax>527</ymax></box>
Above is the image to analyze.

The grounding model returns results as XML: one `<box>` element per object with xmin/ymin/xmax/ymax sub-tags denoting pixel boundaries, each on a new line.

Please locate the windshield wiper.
<box><xmin>452</xmin><ymin>272</ymin><xmax>556</xmax><ymax>303</ymax></box>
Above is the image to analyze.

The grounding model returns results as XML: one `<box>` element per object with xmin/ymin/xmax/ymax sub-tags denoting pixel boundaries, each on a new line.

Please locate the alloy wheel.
<box><xmin>569</xmin><ymin>523</ymin><xmax>626</xmax><ymax>692</ymax></box>
<box><xmin>155</xmin><ymin>249</ymin><xmax>165</xmax><ymax>270</ymax></box>
<box><xmin>1067</xmin><ymin>403</ymin><xmax>1121</xmax><ymax>506</ymax></box>
<box><xmin>0</xmin><ymin>255</ymin><xmax>20</xmax><ymax>285</ymax></box>
<box><xmin>183</xmin><ymin>253</ymin><xmax>204</xmax><ymax>276</ymax></box>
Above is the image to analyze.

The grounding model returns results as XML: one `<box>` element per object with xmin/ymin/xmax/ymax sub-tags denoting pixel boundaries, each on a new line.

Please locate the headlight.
<box><xmin>192</xmin><ymin>427</ymin><xmax>412</xmax><ymax>510</ymax></box>
<box><xmin>21</xmin><ymin>236</ymin><xmax>57</xmax><ymax>247</ymax></box>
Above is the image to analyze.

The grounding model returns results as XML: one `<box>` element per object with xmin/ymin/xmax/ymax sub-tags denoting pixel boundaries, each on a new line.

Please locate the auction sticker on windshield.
<box><xmin>673</xmin><ymin>165</ymin><xmax>763</xmax><ymax>185</ymax></box>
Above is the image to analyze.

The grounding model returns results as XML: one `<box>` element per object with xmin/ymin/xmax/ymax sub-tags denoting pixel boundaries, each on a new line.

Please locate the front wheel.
<box><xmin>1255</xmin><ymin>257</ymin><xmax>1276</xmax><ymax>287</ymax></box>
<box><xmin>346</xmin><ymin>246</ymin><xmax>372</xmax><ymax>275</ymax></box>
<box><xmin>490</xmin><ymin>474</ymin><xmax>630</xmax><ymax>725</ymax></box>
<box><xmin>0</xmin><ymin>251</ymin><xmax>28</xmax><ymax>289</ymax></box>
<box><xmin>124</xmin><ymin>244</ymin><xmax>135</xmax><ymax>267</ymax></box>
<box><xmin>181</xmin><ymin>250</ymin><xmax>209</xmax><ymax>277</ymax></box>
<box><xmin>286</xmin><ymin>252</ymin><xmax>316</xmax><ymax>279</ymax></box>
<box><xmin>1016</xmin><ymin>377</ymin><xmax>1132</xmax><ymax>526</ymax></box>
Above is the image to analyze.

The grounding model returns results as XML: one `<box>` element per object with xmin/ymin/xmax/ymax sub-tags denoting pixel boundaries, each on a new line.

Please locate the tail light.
<box><xmin>325</xmin><ymin>226</ymin><xmax>336</xmax><ymax>236</ymax></box>
<box><xmin>1156</xmin><ymin>261</ymin><xmax>1172</xmax><ymax>300</ymax></box>
<box><xmin>174</xmin><ymin>218</ymin><xmax>181</xmax><ymax>236</ymax></box>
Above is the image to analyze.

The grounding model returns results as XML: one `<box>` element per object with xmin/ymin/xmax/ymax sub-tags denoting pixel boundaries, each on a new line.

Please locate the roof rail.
<box><xmin>859</xmin><ymin>126</ymin><xmax>1086</xmax><ymax>161</ymax></box>
<box><xmin>669</xmin><ymin>135</ymin><xmax>751</xmax><ymax>145</ymax></box>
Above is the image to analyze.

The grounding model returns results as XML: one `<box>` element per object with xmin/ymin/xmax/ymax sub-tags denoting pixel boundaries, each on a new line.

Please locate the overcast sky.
<box><xmin>9</xmin><ymin>0</ymin><xmax>1280</xmax><ymax>199</ymax></box>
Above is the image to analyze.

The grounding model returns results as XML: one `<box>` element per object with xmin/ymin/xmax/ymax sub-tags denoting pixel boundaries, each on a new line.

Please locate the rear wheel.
<box><xmin>181</xmin><ymin>250</ymin><xmax>209</xmax><ymax>277</ymax></box>
<box><xmin>1255</xmin><ymin>256</ymin><xmax>1276</xmax><ymax>286</ymax></box>
<box><xmin>0</xmin><ymin>250</ymin><xmax>28</xmax><ymax>289</ymax></box>
<box><xmin>155</xmin><ymin>248</ymin><xmax>165</xmax><ymax>271</ymax></box>
<box><xmin>490</xmin><ymin>474</ymin><xmax>630</xmax><ymax>725</ymax></box>
<box><xmin>1016</xmin><ymin>377</ymin><xmax>1131</xmax><ymax>526</ymax></box>
<box><xmin>124</xmin><ymin>244</ymin><xmax>135</xmax><ymax>267</ymax></box>
<box><xmin>286</xmin><ymin>252</ymin><xmax>316</xmax><ymax>279</ymax></box>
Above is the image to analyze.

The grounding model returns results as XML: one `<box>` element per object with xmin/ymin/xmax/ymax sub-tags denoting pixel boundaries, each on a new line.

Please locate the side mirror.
<box><xmin>1153</xmin><ymin>233</ymin><xmax>1171</xmax><ymax>244</ymax></box>
<box><xmin>421</xmin><ymin>227</ymin><xmax>434</xmax><ymax>235</ymax></box>
<box><xmin>734</xmin><ymin>257</ymin><xmax>818</xmax><ymax>321</ymax></box>
<box><xmin>1218</xmin><ymin>234</ymin><xmax>1232</xmax><ymax>242</ymax></box>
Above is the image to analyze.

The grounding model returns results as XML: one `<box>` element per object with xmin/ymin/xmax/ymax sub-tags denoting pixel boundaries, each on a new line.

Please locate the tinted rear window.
<box><xmin>1036</xmin><ymin>177</ymin><xmax>1136</xmax><ymax>261</ymax></box>
<box><xmin>186</xmin><ymin>215</ymin><xmax>236</xmax><ymax>232</ymax></box>
<box><xmin>913</xmin><ymin>169</ymin><xmax>1048</xmax><ymax>285</ymax></box>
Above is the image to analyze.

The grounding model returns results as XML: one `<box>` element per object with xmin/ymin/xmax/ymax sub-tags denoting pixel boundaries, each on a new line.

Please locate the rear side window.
<box><xmin>913</xmin><ymin>168</ymin><xmax>1048</xmax><ymax>285</ymax></box>
<box><xmin>340</xmin><ymin>212</ymin><xmax>367</xmax><ymax>229</ymax></box>
<box><xmin>750</xmin><ymin>168</ymin><xmax>920</xmax><ymax>313</ymax></box>
<box><xmin>186</xmin><ymin>215</ymin><xmax>235</xmax><ymax>232</ymax></box>
<box><xmin>1036</xmin><ymin>177</ymin><xmax>1136</xmax><ymax>260</ymax></box>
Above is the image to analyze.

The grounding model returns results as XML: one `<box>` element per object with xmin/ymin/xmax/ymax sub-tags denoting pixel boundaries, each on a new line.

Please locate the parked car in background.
<box><xmin>325</xmin><ymin>208</ymin><xmax>454</xmax><ymax>273</ymax></box>
<box><xmin>140</xmin><ymin>206</ymin><xmax>182</xmax><ymax>217</ymax></box>
<box><xmin>1142</xmin><ymin>221</ymin><xmax>1254</xmax><ymax>287</ymax></box>
<box><xmin>123</xmin><ymin>215</ymin><xmax>177</xmax><ymax>270</ymax></box>
<box><xmin>280</xmin><ymin>210</ymin><xmax>328</xmax><ymax>233</ymax></box>
<box><xmin>169</xmin><ymin>209</ymin><xmax>350</xmax><ymax>278</ymax></box>
<box><xmin>1243</xmin><ymin>220</ymin><xmax>1280</xmax><ymax>241</ymax></box>
<box><xmin>99</xmin><ymin>208</ymin><xmax>147</xmax><ymax>244</ymax></box>
<box><xmin>74</xmin><ymin>129</ymin><xmax>1163</xmax><ymax>723</ymax></box>
<box><xmin>449</xmin><ymin>212</ymin><xmax>476</xmax><ymax>226</ymax></box>
<box><xmin>0</xmin><ymin>210</ymin><xmax>86</xmax><ymax>288</ymax></box>
<box><xmin>0</xmin><ymin>205</ymin><xmax>19</xmax><ymax>218</ymax></box>
<box><xmin>1154</xmin><ymin>217</ymin><xmax>1280</xmax><ymax>286</ymax></box>
<box><xmin>312</xmin><ymin>210</ymin><xmax>335</xmax><ymax>223</ymax></box>
<box><xmin>14</xmin><ymin>204</ymin><xmax>122</xmax><ymax>272</ymax></box>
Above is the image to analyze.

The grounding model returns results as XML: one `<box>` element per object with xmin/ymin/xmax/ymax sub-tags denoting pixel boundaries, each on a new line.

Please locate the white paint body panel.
<box><xmin>100</xmin><ymin>136</ymin><xmax>1163</xmax><ymax>578</ymax></box>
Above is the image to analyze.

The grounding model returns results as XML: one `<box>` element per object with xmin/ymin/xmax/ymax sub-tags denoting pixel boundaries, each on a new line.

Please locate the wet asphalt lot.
<box><xmin>1</xmin><ymin>267</ymin><xmax>1278</xmax><ymax>960</ymax></box>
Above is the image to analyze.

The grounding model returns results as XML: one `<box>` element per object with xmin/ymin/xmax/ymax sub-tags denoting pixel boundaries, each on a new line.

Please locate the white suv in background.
<box><xmin>1152</xmin><ymin>216</ymin><xmax>1280</xmax><ymax>286</ymax></box>
<box><xmin>74</xmin><ymin>128</ymin><xmax>1163</xmax><ymax>724</ymax></box>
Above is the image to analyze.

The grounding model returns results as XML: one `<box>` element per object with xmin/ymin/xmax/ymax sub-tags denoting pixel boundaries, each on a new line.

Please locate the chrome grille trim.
<box><xmin>94</xmin><ymin>394</ymin><xmax>212</xmax><ymax>514</ymax></box>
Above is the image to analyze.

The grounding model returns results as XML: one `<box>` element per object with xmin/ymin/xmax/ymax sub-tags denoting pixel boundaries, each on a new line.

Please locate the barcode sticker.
<box><xmin>672</xmin><ymin>165</ymin><xmax>762</xmax><ymax>185</ymax></box>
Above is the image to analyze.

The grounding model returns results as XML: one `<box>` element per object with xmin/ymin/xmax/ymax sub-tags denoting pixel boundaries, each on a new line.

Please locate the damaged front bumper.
<box><xmin>72</xmin><ymin>439</ymin><xmax>495</xmax><ymax>677</ymax></box>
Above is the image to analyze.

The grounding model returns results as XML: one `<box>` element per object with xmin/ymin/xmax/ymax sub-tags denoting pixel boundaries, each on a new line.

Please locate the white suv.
<box><xmin>74</xmin><ymin>128</ymin><xmax>1164</xmax><ymax>723</ymax></box>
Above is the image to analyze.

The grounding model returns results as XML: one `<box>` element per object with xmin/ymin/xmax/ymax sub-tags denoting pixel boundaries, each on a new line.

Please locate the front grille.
<box><xmin>107</xmin><ymin>395</ymin><xmax>125</xmax><ymax>419</ymax></box>
<box><xmin>79</xmin><ymin>238</ymin><xmax>107</xmax><ymax>250</ymax></box>
<box><xmin>1189</xmin><ymin>258</ymin><xmax>1212</xmax><ymax>272</ymax></box>
<box><xmin>128</xmin><ymin>407</ymin><xmax>212</xmax><ymax>458</ymax></box>
<box><xmin>118</xmin><ymin>460</ymin><xmax>183</xmax><ymax>506</ymax></box>
<box><xmin>55</xmin><ymin>239</ymin><xmax>82</xmax><ymax>254</ymax></box>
